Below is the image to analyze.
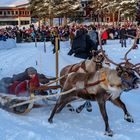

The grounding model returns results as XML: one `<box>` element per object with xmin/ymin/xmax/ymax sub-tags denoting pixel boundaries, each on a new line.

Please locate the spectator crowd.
<box><xmin>0</xmin><ymin>23</ymin><xmax>139</xmax><ymax>59</ymax></box>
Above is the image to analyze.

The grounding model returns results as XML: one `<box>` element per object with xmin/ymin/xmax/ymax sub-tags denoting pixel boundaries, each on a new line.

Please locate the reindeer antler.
<box><xmin>123</xmin><ymin>29</ymin><xmax>140</xmax><ymax>70</ymax></box>
<box><xmin>132</xmin><ymin>63</ymin><xmax>140</xmax><ymax>76</ymax></box>
<box><xmin>124</xmin><ymin>30</ymin><xmax>139</xmax><ymax>61</ymax></box>
<box><xmin>122</xmin><ymin>29</ymin><xmax>140</xmax><ymax>76</ymax></box>
<box><xmin>98</xmin><ymin>31</ymin><xmax>120</xmax><ymax>66</ymax></box>
<box><xmin>98</xmin><ymin>28</ymin><xmax>140</xmax><ymax>76</ymax></box>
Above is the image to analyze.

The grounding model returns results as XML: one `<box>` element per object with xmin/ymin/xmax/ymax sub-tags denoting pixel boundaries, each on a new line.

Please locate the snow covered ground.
<box><xmin>0</xmin><ymin>39</ymin><xmax>140</xmax><ymax>140</ymax></box>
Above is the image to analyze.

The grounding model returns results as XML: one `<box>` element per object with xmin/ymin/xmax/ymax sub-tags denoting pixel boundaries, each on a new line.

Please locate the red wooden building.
<box><xmin>0</xmin><ymin>3</ymin><xmax>31</xmax><ymax>26</ymax></box>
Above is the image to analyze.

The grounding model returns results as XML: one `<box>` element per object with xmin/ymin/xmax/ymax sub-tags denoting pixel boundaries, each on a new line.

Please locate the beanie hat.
<box><xmin>27</xmin><ymin>67</ymin><xmax>37</xmax><ymax>75</ymax></box>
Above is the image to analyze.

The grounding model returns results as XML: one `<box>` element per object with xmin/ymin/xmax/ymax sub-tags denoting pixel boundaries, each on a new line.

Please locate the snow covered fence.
<box><xmin>0</xmin><ymin>39</ymin><xmax>17</xmax><ymax>50</ymax></box>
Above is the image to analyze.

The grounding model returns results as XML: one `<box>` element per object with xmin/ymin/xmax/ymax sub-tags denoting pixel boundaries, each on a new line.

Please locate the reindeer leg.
<box><xmin>48</xmin><ymin>92</ymin><xmax>76</xmax><ymax>123</ymax></box>
<box><xmin>56</xmin><ymin>96</ymin><xmax>77</xmax><ymax>113</ymax></box>
<box><xmin>48</xmin><ymin>96</ymin><xmax>63</xmax><ymax>123</ymax></box>
<box><xmin>111</xmin><ymin>98</ymin><xmax>134</xmax><ymax>123</ymax></box>
<box><xmin>56</xmin><ymin>102</ymin><xmax>69</xmax><ymax>113</ymax></box>
<box><xmin>57</xmin><ymin>91</ymin><xmax>78</xmax><ymax>113</ymax></box>
<box><xmin>76</xmin><ymin>101</ymin><xmax>86</xmax><ymax>113</ymax></box>
<box><xmin>97</xmin><ymin>97</ymin><xmax>113</xmax><ymax>137</ymax></box>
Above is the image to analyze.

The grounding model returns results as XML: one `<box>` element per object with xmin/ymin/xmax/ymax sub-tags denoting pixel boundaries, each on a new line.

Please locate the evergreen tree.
<box><xmin>29</xmin><ymin>0</ymin><xmax>81</xmax><ymax>26</ymax></box>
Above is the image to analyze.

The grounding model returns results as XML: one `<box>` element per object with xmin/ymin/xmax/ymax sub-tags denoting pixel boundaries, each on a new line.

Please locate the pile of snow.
<box><xmin>0</xmin><ymin>39</ymin><xmax>17</xmax><ymax>50</ymax></box>
<box><xmin>0</xmin><ymin>39</ymin><xmax>140</xmax><ymax>140</ymax></box>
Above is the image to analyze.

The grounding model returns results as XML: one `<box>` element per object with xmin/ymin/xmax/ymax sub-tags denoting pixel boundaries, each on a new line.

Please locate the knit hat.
<box><xmin>27</xmin><ymin>67</ymin><xmax>37</xmax><ymax>75</ymax></box>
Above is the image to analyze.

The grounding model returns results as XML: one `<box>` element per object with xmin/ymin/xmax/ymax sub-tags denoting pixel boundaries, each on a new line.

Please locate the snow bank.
<box><xmin>0</xmin><ymin>39</ymin><xmax>17</xmax><ymax>50</ymax></box>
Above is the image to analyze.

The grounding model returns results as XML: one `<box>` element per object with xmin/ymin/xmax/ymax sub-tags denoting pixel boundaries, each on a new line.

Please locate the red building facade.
<box><xmin>0</xmin><ymin>3</ymin><xmax>31</xmax><ymax>26</ymax></box>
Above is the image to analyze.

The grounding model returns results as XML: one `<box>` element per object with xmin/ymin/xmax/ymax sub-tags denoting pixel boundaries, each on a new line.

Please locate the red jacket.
<box><xmin>9</xmin><ymin>74</ymin><xmax>40</xmax><ymax>96</ymax></box>
<box><xmin>101</xmin><ymin>31</ymin><xmax>108</xmax><ymax>40</ymax></box>
<box><xmin>28</xmin><ymin>74</ymin><xmax>40</xmax><ymax>90</ymax></box>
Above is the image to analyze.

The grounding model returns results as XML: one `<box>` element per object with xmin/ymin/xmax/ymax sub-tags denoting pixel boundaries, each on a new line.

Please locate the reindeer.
<box><xmin>61</xmin><ymin>29</ymin><xmax>140</xmax><ymax>113</ymax></box>
<box><xmin>60</xmin><ymin>50</ymin><xmax>108</xmax><ymax>87</ymax></box>
<box><xmin>48</xmin><ymin>31</ymin><xmax>140</xmax><ymax>136</ymax></box>
<box><xmin>60</xmin><ymin>50</ymin><xmax>110</xmax><ymax>111</ymax></box>
<box><xmin>48</xmin><ymin>65</ymin><xmax>140</xmax><ymax>136</ymax></box>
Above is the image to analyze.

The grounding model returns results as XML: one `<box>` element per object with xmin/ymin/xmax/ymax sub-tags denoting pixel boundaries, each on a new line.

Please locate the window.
<box><xmin>21</xmin><ymin>20</ymin><xmax>30</xmax><ymax>25</ymax></box>
<box><xmin>16</xmin><ymin>11</ymin><xmax>18</xmax><ymax>15</ymax></box>
<box><xmin>0</xmin><ymin>11</ymin><xmax>2</xmax><ymax>15</ymax></box>
<box><xmin>12</xmin><ymin>11</ymin><xmax>14</xmax><ymax>15</ymax></box>
<box><xmin>4</xmin><ymin>11</ymin><xmax>6</xmax><ymax>16</ymax></box>
<box><xmin>7</xmin><ymin>11</ymin><xmax>11</xmax><ymax>15</ymax></box>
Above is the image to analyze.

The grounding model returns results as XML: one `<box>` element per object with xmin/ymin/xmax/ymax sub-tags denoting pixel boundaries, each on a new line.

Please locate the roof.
<box><xmin>0</xmin><ymin>3</ymin><xmax>29</xmax><ymax>9</ymax></box>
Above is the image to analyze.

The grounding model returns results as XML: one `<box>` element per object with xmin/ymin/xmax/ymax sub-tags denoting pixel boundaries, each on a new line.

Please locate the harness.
<box><xmin>68</xmin><ymin>61</ymin><xmax>88</xmax><ymax>73</ymax></box>
<box><xmin>68</xmin><ymin>59</ymin><xmax>104</xmax><ymax>74</ymax></box>
<box><xmin>121</xmin><ymin>76</ymin><xmax>138</xmax><ymax>91</ymax></box>
<box><xmin>81</xmin><ymin>72</ymin><xmax>108</xmax><ymax>94</ymax></box>
<box><xmin>93</xmin><ymin>60</ymin><xmax>103</xmax><ymax>70</ymax></box>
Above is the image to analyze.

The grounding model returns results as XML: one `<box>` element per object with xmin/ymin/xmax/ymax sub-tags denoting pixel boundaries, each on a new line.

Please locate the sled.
<box><xmin>0</xmin><ymin>84</ymin><xmax>62</xmax><ymax>114</ymax></box>
<box><xmin>0</xmin><ymin>74</ymin><xmax>69</xmax><ymax>114</ymax></box>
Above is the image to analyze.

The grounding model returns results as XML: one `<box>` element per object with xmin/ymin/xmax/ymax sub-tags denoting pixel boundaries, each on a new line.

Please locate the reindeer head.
<box><xmin>91</xmin><ymin>50</ymin><xmax>110</xmax><ymax>70</ymax></box>
<box><xmin>92</xmin><ymin>50</ymin><xmax>105</xmax><ymax>62</ymax></box>
<box><xmin>116</xmin><ymin>66</ymin><xmax>140</xmax><ymax>91</ymax></box>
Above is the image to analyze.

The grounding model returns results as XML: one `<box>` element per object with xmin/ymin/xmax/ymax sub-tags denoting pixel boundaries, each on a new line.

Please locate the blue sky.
<box><xmin>0</xmin><ymin>0</ymin><xmax>28</xmax><ymax>5</ymax></box>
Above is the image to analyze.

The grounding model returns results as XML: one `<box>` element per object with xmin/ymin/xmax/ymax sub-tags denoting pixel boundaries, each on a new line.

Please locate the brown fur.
<box><xmin>48</xmin><ymin>67</ymin><xmax>134</xmax><ymax>136</ymax></box>
<box><xmin>60</xmin><ymin>53</ymin><xmax>106</xmax><ymax>88</ymax></box>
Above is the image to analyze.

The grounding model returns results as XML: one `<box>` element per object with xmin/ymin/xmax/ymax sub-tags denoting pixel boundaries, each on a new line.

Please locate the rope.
<box><xmin>45</xmin><ymin>74</ymin><xmax>68</xmax><ymax>86</ymax></box>
<box><xmin>85</xmin><ymin>79</ymin><xmax>105</xmax><ymax>87</ymax></box>
<box><xmin>10</xmin><ymin>87</ymin><xmax>76</xmax><ymax>108</ymax></box>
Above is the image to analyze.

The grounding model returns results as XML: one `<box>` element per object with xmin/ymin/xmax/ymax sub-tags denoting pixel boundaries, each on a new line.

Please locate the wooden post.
<box><xmin>55</xmin><ymin>37</ymin><xmax>59</xmax><ymax>84</ymax></box>
<box><xmin>35</xmin><ymin>38</ymin><xmax>37</xmax><ymax>47</ymax></box>
<box><xmin>44</xmin><ymin>38</ymin><xmax>46</xmax><ymax>53</ymax></box>
<box><xmin>35</xmin><ymin>37</ymin><xmax>38</xmax><ymax>65</ymax></box>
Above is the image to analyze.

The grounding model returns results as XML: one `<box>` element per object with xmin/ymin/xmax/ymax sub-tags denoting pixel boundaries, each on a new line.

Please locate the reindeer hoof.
<box><xmin>85</xmin><ymin>101</ymin><xmax>92</xmax><ymax>112</ymax></box>
<box><xmin>67</xmin><ymin>104</ymin><xmax>75</xmax><ymax>112</ymax></box>
<box><xmin>124</xmin><ymin>114</ymin><xmax>134</xmax><ymax>123</ymax></box>
<box><xmin>104</xmin><ymin>129</ymin><xmax>113</xmax><ymax>137</ymax></box>
<box><xmin>48</xmin><ymin>118</ymin><xmax>53</xmax><ymax>124</ymax></box>
<box><xmin>76</xmin><ymin>105</ymin><xmax>85</xmax><ymax>113</ymax></box>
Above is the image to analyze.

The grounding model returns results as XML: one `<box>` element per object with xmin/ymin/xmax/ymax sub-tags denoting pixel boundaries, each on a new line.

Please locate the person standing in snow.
<box><xmin>69</xmin><ymin>25</ymin><xmax>96</xmax><ymax>59</ymax></box>
<box><xmin>101</xmin><ymin>28</ymin><xmax>108</xmax><ymax>45</ymax></box>
<box><xmin>120</xmin><ymin>25</ymin><xmax>127</xmax><ymax>47</ymax></box>
<box><xmin>88</xmin><ymin>25</ymin><xmax>99</xmax><ymax>50</ymax></box>
<box><xmin>50</xmin><ymin>27</ymin><xmax>60</xmax><ymax>54</ymax></box>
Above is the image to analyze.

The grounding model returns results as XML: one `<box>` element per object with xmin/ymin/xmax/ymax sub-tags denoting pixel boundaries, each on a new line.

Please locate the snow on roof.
<box><xmin>120</xmin><ymin>0</ymin><xmax>136</xmax><ymax>5</ymax></box>
<box><xmin>0</xmin><ymin>5</ymin><xmax>16</xmax><ymax>8</ymax></box>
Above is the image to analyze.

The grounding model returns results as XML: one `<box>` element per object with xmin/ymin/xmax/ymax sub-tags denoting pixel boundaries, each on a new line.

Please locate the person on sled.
<box><xmin>9</xmin><ymin>67</ymin><xmax>40</xmax><ymax>96</ymax></box>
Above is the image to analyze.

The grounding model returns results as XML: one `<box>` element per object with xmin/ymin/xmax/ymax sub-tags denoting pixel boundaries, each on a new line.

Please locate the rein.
<box><xmin>83</xmin><ymin>71</ymin><xmax>108</xmax><ymax>94</ymax></box>
<box><xmin>85</xmin><ymin>79</ymin><xmax>105</xmax><ymax>88</ymax></box>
